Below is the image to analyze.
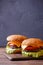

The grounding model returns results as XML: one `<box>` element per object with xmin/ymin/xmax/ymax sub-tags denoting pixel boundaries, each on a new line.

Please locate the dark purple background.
<box><xmin>0</xmin><ymin>0</ymin><xmax>43</xmax><ymax>46</ymax></box>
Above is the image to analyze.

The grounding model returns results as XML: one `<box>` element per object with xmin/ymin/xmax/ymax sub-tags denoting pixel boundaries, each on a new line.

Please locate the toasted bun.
<box><xmin>21</xmin><ymin>38</ymin><xmax>43</xmax><ymax>50</ymax></box>
<box><xmin>7</xmin><ymin>35</ymin><xmax>28</xmax><ymax>42</ymax></box>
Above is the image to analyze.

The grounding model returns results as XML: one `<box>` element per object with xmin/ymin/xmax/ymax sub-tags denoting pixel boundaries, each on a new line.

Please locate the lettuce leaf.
<box><xmin>6</xmin><ymin>45</ymin><xmax>21</xmax><ymax>54</ymax></box>
<box><xmin>22</xmin><ymin>50</ymin><xmax>43</xmax><ymax>58</ymax></box>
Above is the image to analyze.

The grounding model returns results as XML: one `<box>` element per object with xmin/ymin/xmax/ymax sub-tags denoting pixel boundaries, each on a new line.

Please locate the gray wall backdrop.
<box><xmin>0</xmin><ymin>0</ymin><xmax>43</xmax><ymax>46</ymax></box>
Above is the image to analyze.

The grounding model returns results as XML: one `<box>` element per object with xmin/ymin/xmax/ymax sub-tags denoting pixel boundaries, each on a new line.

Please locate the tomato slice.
<box><xmin>25</xmin><ymin>46</ymin><xmax>39</xmax><ymax>51</ymax></box>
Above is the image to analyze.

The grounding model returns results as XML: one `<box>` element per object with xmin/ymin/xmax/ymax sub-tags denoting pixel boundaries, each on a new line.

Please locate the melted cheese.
<box><xmin>8</xmin><ymin>41</ymin><xmax>21</xmax><ymax>47</ymax></box>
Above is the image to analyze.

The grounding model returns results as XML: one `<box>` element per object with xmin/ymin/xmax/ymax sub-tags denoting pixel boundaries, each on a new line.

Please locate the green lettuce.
<box><xmin>6</xmin><ymin>46</ymin><xmax>21</xmax><ymax>54</ymax></box>
<box><xmin>22</xmin><ymin>50</ymin><xmax>43</xmax><ymax>58</ymax></box>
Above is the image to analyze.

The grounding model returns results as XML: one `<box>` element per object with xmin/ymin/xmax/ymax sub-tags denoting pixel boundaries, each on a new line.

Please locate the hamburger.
<box><xmin>6</xmin><ymin>34</ymin><xmax>28</xmax><ymax>54</ymax></box>
<box><xmin>21</xmin><ymin>38</ymin><xmax>43</xmax><ymax>58</ymax></box>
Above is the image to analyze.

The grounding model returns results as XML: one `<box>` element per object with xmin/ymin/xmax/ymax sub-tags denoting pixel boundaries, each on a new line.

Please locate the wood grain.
<box><xmin>0</xmin><ymin>48</ymin><xmax>43</xmax><ymax>65</ymax></box>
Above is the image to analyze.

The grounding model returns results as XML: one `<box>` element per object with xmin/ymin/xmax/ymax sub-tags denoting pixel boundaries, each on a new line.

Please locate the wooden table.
<box><xmin>0</xmin><ymin>48</ymin><xmax>43</xmax><ymax>65</ymax></box>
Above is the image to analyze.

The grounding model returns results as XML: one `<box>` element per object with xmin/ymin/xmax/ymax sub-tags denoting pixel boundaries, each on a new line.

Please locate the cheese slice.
<box><xmin>8</xmin><ymin>41</ymin><xmax>21</xmax><ymax>47</ymax></box>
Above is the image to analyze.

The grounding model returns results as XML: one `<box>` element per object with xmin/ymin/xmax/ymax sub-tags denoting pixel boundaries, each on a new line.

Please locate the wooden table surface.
<box><xmin>0</xmin><ymin>48</ymin><xmax>43</xmax><ymax>65</ymax></box>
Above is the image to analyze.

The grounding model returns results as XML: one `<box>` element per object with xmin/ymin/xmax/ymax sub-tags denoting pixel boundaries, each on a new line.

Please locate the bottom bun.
<box><xmin>6</xmin><ymin>45</ymin><xmax>21</xmax><ymax>54</ymax></box>
<box><xmin>22</xmin><ymin>50</ymin><xmax>43</xmax><ymax>58</ymax></box>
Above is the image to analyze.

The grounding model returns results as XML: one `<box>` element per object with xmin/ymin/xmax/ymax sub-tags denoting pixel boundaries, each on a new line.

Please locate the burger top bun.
<box><xmin>21</xmin><ymin>38</ymin><xmax>43</xmax><ymax>50</ymax></box>
<box><xmin>6</xmin><ymin>35</ymin><xmax>28</xmax><ymax>42</ymax></box>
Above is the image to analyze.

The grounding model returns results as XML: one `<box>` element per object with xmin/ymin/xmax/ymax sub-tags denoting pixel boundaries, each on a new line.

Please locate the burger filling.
<box><xmin>6</xmin><ymin>42</ymin><xmax>21</xmax><ymax>54</ymax></box>
<box><xmin>22</xmin><ymin>46</ymin><xmax>43</xmax><ymax>58</ymax></box>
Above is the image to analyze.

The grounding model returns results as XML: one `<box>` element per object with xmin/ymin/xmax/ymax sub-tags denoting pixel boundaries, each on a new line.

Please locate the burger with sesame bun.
<box><xmin>21</xmin><ymin>38</ymin><xmax>43</xmax><ymax>58</ymax></box>
<box><xmin>6</xmin><ymin>34</ymin><xmax>28</xmax><ymax>54</ymax></box>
